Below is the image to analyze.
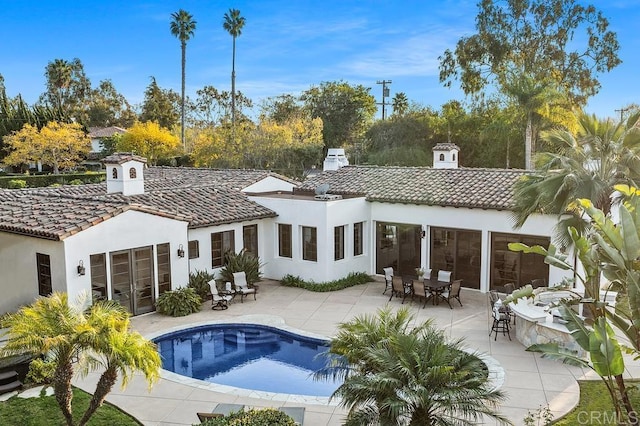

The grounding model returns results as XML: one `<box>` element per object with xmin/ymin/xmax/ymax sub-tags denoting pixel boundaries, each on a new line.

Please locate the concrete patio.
<box><xmin>72</xmin><ymin>279</ymin><xmax>619</xmax><ymax>425</ymax></box>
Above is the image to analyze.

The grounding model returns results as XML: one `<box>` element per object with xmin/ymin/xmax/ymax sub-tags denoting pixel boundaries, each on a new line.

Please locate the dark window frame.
<box><xmin>36</xmin><ymin>253</ymin><xmax>52</xmax><ymax>296</ymax></box>
<box><xmin>243</xmin><ymin>224</ymin><xmax>259</xmax><ymax>258</ymax></box>
<box><xmin>353</xmin><ymin>222</ymin><xmax>364</xmax><ymax>256</ymax></box>
<box><xmin>302</xmin><ymin>226</ymin><xmax>317</xmax><ymax>262</ymax></box>
<box><xmin>188</xmin><ymin>240</ymin><xmax>199</xmax><ymax>259</ymax></box>
<box><xmin>334</xmin><ymin>225</ymin><xmax>345</xmax><ymax>261</ymax></box>
<box><xmin>211</xmin><ymin>230</ymin><xmax>235</xmax><ymax>268</ymax></box>
<box><xmin>278</xmin><ymin>224</ymin><xmax>292</xmax><ymax>258</ymax></box>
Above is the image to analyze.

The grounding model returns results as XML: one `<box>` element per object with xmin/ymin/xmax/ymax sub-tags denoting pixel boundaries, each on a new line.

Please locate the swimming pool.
<box><xmin>154</xmin><ymin>323</ymin><xmax>342</xmax><ymax>397</ymax></box>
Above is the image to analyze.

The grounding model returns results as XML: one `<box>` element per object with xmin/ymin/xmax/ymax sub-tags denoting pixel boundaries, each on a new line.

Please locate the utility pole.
<box><xmin>376</xmin><ymin>80</ymin><xmax>392</xmax><ymax>120</ymax></box>
<box><xmin>615</xmin><ymin>107</ymin><xmax>629</xmax><ymax>123</ymax></box>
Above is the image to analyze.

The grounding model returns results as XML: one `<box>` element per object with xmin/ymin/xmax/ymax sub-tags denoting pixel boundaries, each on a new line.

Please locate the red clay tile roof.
<box><xmin>88</xmin><ymin>127</ymin><xmax>126</xmax><ymax>138</ymax></box>
<box><xmin>102</xmin><ymin>153</ymin><xmax>147</xmax><ymax>164</ymax></box>
<box><xmin>0</xmin><ymin>167</ymin><xmax>287</xmax><ymax>240</ymax></box>
<box><xmin>296</xmin><ymin>166</ymin><xmax>527</xmax><ymax>210</ymax></box>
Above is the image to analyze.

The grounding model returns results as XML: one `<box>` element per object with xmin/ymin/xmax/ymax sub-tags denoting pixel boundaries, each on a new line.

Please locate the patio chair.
<box><xmin>232</xmin><ymin>271</ymin><xmax>256</xmax><ymax>303</ymax></box>
<box><xmin>279</xmin><ymin>406</ymin><xmax>305</xmax><ymax>425</ymax></box>
<box><xmin>208</xmin><ymin>280</ymin><xmax>233</xmax><ymax>310</ymax></box>
<box><xmin>489</xmin><ymin>299</ymin><xmax>511</xmax><ymax>340</ymax></box>
<box><xmin>389</xmin><ymin>275</ymin><xmax>411</xmax><ymax>303</ymax></box>
<box><xmin>411</xmin><ymin>277</ymin><xmax>428</xmax><ymax>308</ymax></box>
<box><xmin>437</xmin><ymin>270</ymin><xmax>452</xmax><ymax>283</ymax></box>
<box><xmin>382</xmin><ymin>267</ymin><xmax>394</xmax><ymax>294</ymax></box>
<box><xmin>441</xmin><ymin>279</ymin><xmax>462</xmax><ymax>309</ymax></box>
<box><xmin>504</xmin><ymin>282</ymin><xmax>515</xmax><ymax>294</ymax></box>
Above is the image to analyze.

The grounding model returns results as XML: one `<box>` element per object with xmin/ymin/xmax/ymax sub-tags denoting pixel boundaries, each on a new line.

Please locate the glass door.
<box><xmin>133</xmin><ymin>247</ymin><xmax>154</xmax><ymax>315</ymax></box>
<box><xmin>111</xmin><ymin>251</ymin><xmax>133</xmax><ymax>313</ymax></box>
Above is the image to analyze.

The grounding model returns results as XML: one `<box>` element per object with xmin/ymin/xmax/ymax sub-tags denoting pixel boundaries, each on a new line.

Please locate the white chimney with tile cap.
<box><xmin>103</xmin><ymin>153</ymin><xmax>147</xmax><ymax>196</ymax></box>
<box><xmin>432</xmin><ymin>143</ymin><xmax>460</xmax><ymax>169</ymax></box>
<box><xmin>323</xmin><ymin>148</ymin><xmax>349</xmax><ymax>171</ymax></box>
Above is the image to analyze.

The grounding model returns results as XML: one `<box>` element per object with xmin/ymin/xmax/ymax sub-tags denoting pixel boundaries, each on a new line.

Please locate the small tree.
<box><xmin>3</xmin><ymin>121</ymin><xmax>90</xmax><ymax>174</ymax></box>
<box><xmin>117</xmin><ymin>121</ymin><xmax>180</xmax><ymax>165</ymax></box>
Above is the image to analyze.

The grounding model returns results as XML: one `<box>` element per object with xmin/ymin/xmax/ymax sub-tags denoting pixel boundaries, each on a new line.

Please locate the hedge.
<box><xmin>0</xmin><ymin>172</ymin><xmax>106</xmax><ymax>188</ymax></box>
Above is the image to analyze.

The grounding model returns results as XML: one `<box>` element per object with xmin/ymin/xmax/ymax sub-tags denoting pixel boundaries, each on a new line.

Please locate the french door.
<box><xmin>110</xmin><ymin>246</ymin><xmax>154</xmax><ymax>315</ymax></box>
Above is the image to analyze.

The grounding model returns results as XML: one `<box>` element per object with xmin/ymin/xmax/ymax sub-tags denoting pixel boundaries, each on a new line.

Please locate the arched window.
<box><xmin>439</xmin><ymin>153</ymin><xmax>445</xmax><ymax>161</ymax></box>
<box><xmin>112</xmin><ymin>168</ymin><xmax>118</xmax><ymax>179</ymax></box>
<box><xmin>452</xmin><ymin>153</ymin><xmax>456</xmax><ymax>161</ymax></box>
<box><xmin>129</xmin><ymin>167</ymin><xmax>137</xmax><ymax>178</ymax></box>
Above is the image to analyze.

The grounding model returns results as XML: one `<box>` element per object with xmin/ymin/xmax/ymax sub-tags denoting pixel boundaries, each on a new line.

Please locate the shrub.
<box><xmin>188</xmin><ymin>270</ymin><xmax>215</xmax><ymax>301</ymax></box>
<box><xmin>7</xmin><ymin>179</ymin><xmax>27</xmax><ymax>189</ymax></box>
<box><xmin>68</xmin><ymin>179</ymin><xmax>84</xmax><ymax>185</ymax></box>
<box><xmin>281</xmin><ymin>272</ymin><xmax>373</xmax><ymax>292</ymax></box>
<box><xmin>219</xmin><ymin>249</ymin><xmax>263</xmax><ymax>286</ymax></box>
<box><xmin>26</xmin><ymin>357</ymin><xmax>56</xmax><ymax>385</ymax></box>
<box><xmin>156</xmin><ymin>287</ymin><xmax>202</xmax><ymax>317</ymax></box>
<box><xmin>199</xmin><ymin>408</ymin><xmax>296</xmax><ymax>426</ymax></box>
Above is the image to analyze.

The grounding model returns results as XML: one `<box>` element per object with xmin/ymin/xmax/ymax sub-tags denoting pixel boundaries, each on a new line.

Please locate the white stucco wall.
<box><xmin>0</xmin><ymin>233</ymin><xmax>65</xmax><ymax>313</ymax></box>
<box><xmin>242</xmin><ymin>176</ymin><xmax>296</xmax><ymax>193</ymax></box>
<box><xmin>63</xmin><ymin>209</ymin><xmax>189</xmax><ymax>307</ymax></box>
<box><xmin>250</xmin><ymin>195</ymin><xmax>370</xmax><ymax>282</ymax></box>
<box><xmin>370</xmin><ymin>202</ymin><xmax>571</xmax><ymax>292</ymax></box>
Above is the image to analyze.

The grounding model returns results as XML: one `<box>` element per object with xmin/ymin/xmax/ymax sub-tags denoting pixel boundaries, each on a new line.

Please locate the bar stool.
<box><xmin>490</xmin><ymin>299</ymin><xmax>511</xmax><ymax>340</ymax></box>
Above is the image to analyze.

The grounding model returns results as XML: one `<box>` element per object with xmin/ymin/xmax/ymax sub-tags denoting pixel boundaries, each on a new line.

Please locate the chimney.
<box><xmin>103</xmin><ymin>153</ymin><xmax>147</xmax><ymax>196</ymax></box>
<box><xmin>432</xmin><ymin>143</ymin><xmax>460</xmax><ymax>169</ymax></box>
<box><xmin>323</xmin><ymin>148</ymin><xmax>349</xmax><ymax>171</ymax></box>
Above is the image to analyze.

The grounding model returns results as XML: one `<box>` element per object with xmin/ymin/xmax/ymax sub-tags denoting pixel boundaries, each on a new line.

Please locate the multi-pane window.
<box><xmin>90</xmin><ymin>253</ymin><xmax>107</xmax><ymax>301</ymax></box>
<box><xmin>353</xmin><ymin>222</ymin><xmax>364</xmax><ymax>256</ymax></box>
<box><xmin>334</xmin><ymin>225</ymin><xmax>345</xmax><ymax>261</ymax></box>
<box><xmin>278</xmin><ymin>224</ymin><xmax>292</xmax><ymax>258</ymax></box>
<box><xmin>302</xmin><ymin>226</ymin><xmax>317</xmax><ymax>261</ymax></box>
<box><xmin>157</xmin><ymin>243</ymin><xmax>171</xmax><ymax>295</ymax></box>
<box><xmin>36</xmin><ymin>253</ymin><xmax>52</xmax><ymax>296</ymax></box>
<box><xmin>243</xmin><ymin>224</ymin><xmax>258</xmax><ymax>258</ymax></box>
<box><xmin>188</xmin><ymin>240</ymin><xmax>199</xmax><ymax>259</ymax></box>
<box><xmin>211</xmin><ymin>230</ymin><xmax>235</xmax><ymax>267</ymax></box>
<box><xmin>490</xmin><ymin>233</ymin><xmax>550</xmax><ymax>290</ymax></box>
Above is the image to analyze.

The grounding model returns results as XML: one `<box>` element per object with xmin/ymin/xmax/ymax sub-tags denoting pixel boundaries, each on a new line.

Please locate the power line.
<box><xmin>376</xmin><ymin>80</ymin><xmax>392</xmax><ymax>120</ymax></box>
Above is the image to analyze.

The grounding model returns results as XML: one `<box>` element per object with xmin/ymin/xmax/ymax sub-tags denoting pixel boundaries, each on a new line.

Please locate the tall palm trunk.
<box><xmin>78</xmin><ymin>366</ymin><xmax>118</xmax><ymax>426</ymax></box>
<box><xmin>525</xmin><ymin>111</ymin><xmax>533</xmax><ymax>169</ymax></box>
<box><xmin>53</xmin><ymin>359</ymin><xmax>75</xmax><ymax>426</ymax></box>
<box><xmin>231</xmin><ymin>35</ymin><xmax>237</xmax><ymax>140</ymax></box>
<box><xmin>180</xmin><ymin>41</ymin><xmax>186</xmax><ymax>151</ymax></box>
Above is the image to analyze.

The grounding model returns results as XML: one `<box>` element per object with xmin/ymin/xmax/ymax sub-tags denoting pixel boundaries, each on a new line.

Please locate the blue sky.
<box><xmin>1</xmin><ymin>0</ymin><xmax>638</xmax><ymax>120</ymax></box>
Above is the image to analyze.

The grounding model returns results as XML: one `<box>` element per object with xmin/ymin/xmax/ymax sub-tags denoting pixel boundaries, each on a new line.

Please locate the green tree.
<box><xmin>117</xmin><ymin>121</ymin><xmax>180</xmax><ymax>165</ymax></box>
<box><xmin>86</xmin><ymin>79</ymin><xmax>136</xmax><ymax>128</ymax></box>
<box><xmin>301</xmin><ymin>80</ymin><xmax>376</xmax><ymax>154</ymax></box>
<box><xmin>170</xmin><ymin>9</ymin><xmax>197</xmax><ymax>151</ymax></box>
<box><xmin>0</xmin><ymin>293</ymin><xmax>160</xmax><ymax>426</ymax></box>
<box><xmin>140</xmin><ymin>77</ymin><xmax>180</xmax><ymax>130</ymax></box>
<box><xmin>3</xmin><ymin>121</ymin><xmax>90</xmax><ymax>174</ymax></box>
<box><xmin>391</xmin><ymin>92</ymin><xmax>409</xmax><ymax>117</ymax></box>
<box><xmin>317</xmin><ymin>307</ymin><xmax>511</xmax><ymax>425</ymax></box>
<box><xmin>439</xmin><ymin>0</ymin><xmax>621</xmax><ymax>168</ymax></box>
<box><xmin>189</xmin><ymin>85</ymin><xmax>252</xmax><ymax>128</ymax></box>
<box><xmin>39</xmin><ymin>58</ymin><xmax>91</xmax><ymax>122</ymax></box>
<box><xmin>512</xmin><ymin>112</ymin><xmax>640</xmax><ymax>246</ymax></box>
<box><xmin>223</xmin><ymin>8</ymin><xmax>246</xmax><ymax>136</ymax></box>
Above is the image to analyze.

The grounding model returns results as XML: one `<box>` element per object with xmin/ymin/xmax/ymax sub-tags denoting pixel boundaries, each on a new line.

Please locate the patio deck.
<box><xmin>72</xmin><ymin>278</ymin><xmax>621</xmax><ymax>425</ymax></box>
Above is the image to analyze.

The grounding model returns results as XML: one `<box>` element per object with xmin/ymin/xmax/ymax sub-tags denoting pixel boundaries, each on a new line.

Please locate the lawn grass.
<box><xmin>0</xmin><ymin>387</ymin><xmax>141</xmax><ymax>426</ymax></box>
<box><xmin>553</xmin><ymin>380</ymin><xmax>640</xmax><ymax>425</ymax></box>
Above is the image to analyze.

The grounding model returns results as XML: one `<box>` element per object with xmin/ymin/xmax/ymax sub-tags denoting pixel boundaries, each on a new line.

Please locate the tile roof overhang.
<box><xmin>296</xmin><ymin>165</ymin><xmax>528</xmax><ymax>210</ymax></box>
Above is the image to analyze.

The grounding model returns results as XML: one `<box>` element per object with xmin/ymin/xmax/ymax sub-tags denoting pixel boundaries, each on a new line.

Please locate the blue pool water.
<box><xmin>154</xmin><ymin>324</ymin><xmax>342</xmax><ymax>397</ymax></box>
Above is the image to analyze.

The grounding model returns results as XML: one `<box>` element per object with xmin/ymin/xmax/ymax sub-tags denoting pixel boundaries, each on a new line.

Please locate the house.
<box><xmin>87</xmin><ymin>126</ymin><xmax>127</xmax><ymax>155</ymax></box>
<box><xmin>0</xmin><ymin>147</ymin><xmax>571</xmax><ymax>315</ymax></box>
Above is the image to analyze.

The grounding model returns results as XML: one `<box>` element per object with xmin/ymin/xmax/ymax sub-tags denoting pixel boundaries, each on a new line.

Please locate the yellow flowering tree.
<box><xmin>117</xmin><ymin>121</ymin><xmax>180</xmax><ymax>165</ymax></box>
<box><xmin>3</xmin><ymin>121</ymin><xmax>90</xmax><ymax>174</ymax></box>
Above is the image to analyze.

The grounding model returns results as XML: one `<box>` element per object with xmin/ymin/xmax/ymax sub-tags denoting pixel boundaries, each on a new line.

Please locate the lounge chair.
<box><xmin>279</xmin><ymin>406</ymin><xmax>305</xmax><ymax>425</ymax></box>
<box><xmin>208</xmin><ymin>280</ymin><xmax>232</xmax><ymax>310</ymax></box>
<box><xmin>382</xmin><ymin>266</ymin><xmax>394</xmax><ymax>294</ymax></box>
<box><xmin>232</xmin><ymin>271</ymin><xmax>256</xmax><ymax>302</ymax></box>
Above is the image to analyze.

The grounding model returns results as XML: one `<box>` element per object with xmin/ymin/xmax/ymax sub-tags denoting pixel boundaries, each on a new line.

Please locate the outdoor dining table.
<box><xmin>423</xmin><ymin>278</ymin><xmax>451</xmax><ymax>305</ymax></box>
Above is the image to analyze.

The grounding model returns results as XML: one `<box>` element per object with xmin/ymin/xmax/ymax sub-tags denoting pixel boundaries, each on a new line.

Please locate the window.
<box><xmin>129</xmin><ymin>167</ymin><xmax>137</xmax><ymax>178</ymax></box>
<box><xmin>430</xmin><ymin>227</ymin><xmax>482</xmax><ymax>289</ymax></box>
<box><xmin>36</xmin><ymin>253</ymin><xmax>52</xmax><ymax>296</ymax></box>
<box><xmin>188</xmin><ymin>240</ymin><xmax>199</xmax><ymax>259</ymax></box>
<box><xmin>353</xmin><ymin>222</ymin><xmax>364</xmax><ymax>256</ymax></box>
<box><xmin>334</xmin><ymin>225</ymin><xmax>345</xmax><ymax>260</ymax></box>
<box><xmin>90</xmin><ymin>253</ymin><xmax>107</xmax><ymax>301</ymax></box>
<box><xmin>112</xmin><ymin>167</ymin><xmax>118</xmax><ymax>179</ymax></box>
<box><xmin>157</xmin><ymin>243</ymin><xmax>171</xmax><ymax>295</ymax></box>
<box><xmin>278</xmin><ymin>224</ymin><xmax>292</xmax><ymax>258</ymax></box>
<box><xmin>490</xmin><ymin>233</ymin><xmax>550</xmax><ymax>290</ymax></box>
<box><xmin>302</xmin><ymin>226</ymin><xmax>317</xmax><ymax>261</ymax></box>
<box><xmin>439</xmin><ymin>153</ymin><xmax>445</xmax><ymax>161</ymax></box>
<box><xmin>453</xmin><ymin>153</ymin><xmax>456</xmax><ymax>161</ymax></box>
<box><xmin>243</xmin><ymin>224</ymin><xmax>258</xmax><ymax>257</ymax></box>
<box><xmin>211</xmin><ymin>230</ymin><xmax>235</xmax><ymax>267</ymax></box>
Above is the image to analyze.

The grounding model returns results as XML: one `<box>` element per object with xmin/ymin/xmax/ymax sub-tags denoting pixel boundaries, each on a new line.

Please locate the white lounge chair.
<box><xmin>208</xmin><ymin>280</ymin><xmax>232</xmax><ymax>310</ymax></box>
<box><xmin>232</xmin><ymin>271</ymin><xmax>256</xmax><ymax>303</ymax></box>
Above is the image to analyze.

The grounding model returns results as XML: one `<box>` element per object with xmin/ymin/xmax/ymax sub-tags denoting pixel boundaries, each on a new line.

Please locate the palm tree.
<box><xmin>512</xmin><ymin>112</ymin><xmax>640</xmax><ymax>246</ymax></box>
<box><xmin>0</xmin><ymin>293</ymin><xmax>160</xmax><ymax>426</ymax></box>
<box><xmin>170</xmin><ymin>9</ymin><xmax>196</xmax><ymax>151</ymax></box>
<box><xmin>317</xmin><ymin>308</ymin><xmax>511</xmax><ymax>425</ymax></box>
<box><xmin>223</xmin><ymin>8</ymin><xmax>246</xmax><ymax>136</ymax></box>
<box><xmin>391</xmin><ymin>92</ymin><xmax>409</xmax><ymax>117</ymax></box>
<box><xmin>45</xmin><ymin>59</ymin><xmax>73</xmax><ymax>112</ymax></box>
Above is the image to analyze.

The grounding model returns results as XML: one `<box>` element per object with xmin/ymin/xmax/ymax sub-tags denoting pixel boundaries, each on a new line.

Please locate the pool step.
<box><xmin>0</xmin><ymin>370</ymin><xmax>22</xmax><ymax>395</ymax></box>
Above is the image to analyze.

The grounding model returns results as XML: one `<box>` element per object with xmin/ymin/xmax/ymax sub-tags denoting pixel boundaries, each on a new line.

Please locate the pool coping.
<box><xmin>145</xmin><ymin>314</ymin><xmax>505</xmax><ymax>406</ymax></box>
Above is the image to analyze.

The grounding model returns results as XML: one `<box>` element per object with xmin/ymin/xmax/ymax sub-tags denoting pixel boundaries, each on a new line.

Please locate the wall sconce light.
<box><xmin>421</xmin><ymin>228</ymin><xmax>426</xmax><ymax>238</ymax></box>
<box><xmin>77</xmin><ymin>260</ymin><xmax>86</xmax><ymax>276</ymax></box>
<box><xmin>177</xmin><ymin>244</ymin><xmax>185</xmax><ymax>258</ymax></box>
